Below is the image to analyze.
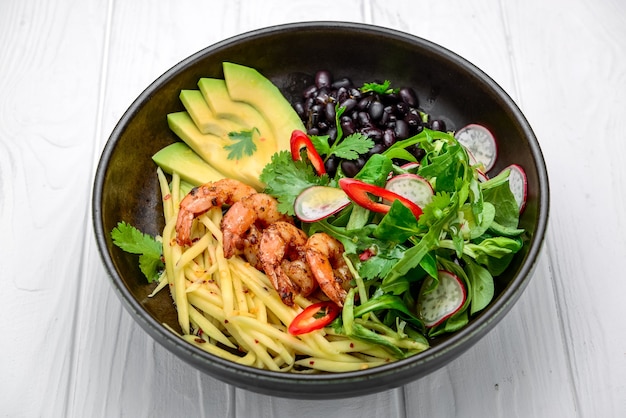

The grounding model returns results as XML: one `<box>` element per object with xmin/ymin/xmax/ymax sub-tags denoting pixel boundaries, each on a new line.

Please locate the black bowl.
<box><xmin>93</xmin><ymin>21</ymin><xmax>549</xmax><ymax>399</ymax></box>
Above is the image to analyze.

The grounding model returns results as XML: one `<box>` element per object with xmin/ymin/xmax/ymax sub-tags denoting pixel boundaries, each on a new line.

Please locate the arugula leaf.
<box><xmin>464</xmin><ymin>258</ymin><xmax>494</xmax><ymax>315</ymax></box>
<box><xmin>260</xmin><ymin>150</ymin><xmax>329</xmax><ymax>215</ymax></box>
<box><xmin>111</xmin><ymin>221</ymin><xmax>163</xmax><ymax>283</ymax></box>
<box><xmin>225</xmin><ymin>128</ymin><xmax>258</xmax><ymax>159</ymax></box>
<box><xmin>353</xmin><ymin>294</ymin><xmax>425</xmax><ymax>332</ymax></box>
<box><xmin>466</xmin><ymin>237</ymin><xmax>523</xmax><ymax>276</ymax></box>
<box><xmin>483</xmin><ymin>180</ymin><xmax>520</xmax><ymax>228</ymax></box>
<box><xmin>354</xmin><ymin>153</ymin><xmax>393</xmax><ymax>187</ymax></box>
<box><xmin>374</xmin><ymin>200</ymin><xmax>421</xmax><ymax>242</ymax></box>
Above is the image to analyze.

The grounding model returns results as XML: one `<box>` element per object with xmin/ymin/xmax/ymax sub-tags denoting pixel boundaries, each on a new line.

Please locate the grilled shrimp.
<box><xmin>258</xmin><ymin>221</ymin><xmax>317</xmax><ymax>306</ymax></box>
<box><xmin>175</xmin><ymin>178</ymin><xmax>257</xmax><ymax>247</ymax></box>
<box><xmin>305</xmin><ymin>233</ymin><xmax>352</xmax><ymax>307</ymax></box>
<box><xmin>221</xmin><ymin>193</ymin><xmax>292</xmax><ymax>260</ymax></box>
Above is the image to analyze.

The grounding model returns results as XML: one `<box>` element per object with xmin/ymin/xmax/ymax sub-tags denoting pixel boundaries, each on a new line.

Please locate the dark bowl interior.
<box><xmin>93</xmin><ymin>22</ymin><xmax>549</xmax><ymax>399</ymax></box>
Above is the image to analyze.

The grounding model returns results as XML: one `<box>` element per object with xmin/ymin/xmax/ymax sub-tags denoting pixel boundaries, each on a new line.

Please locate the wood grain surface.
<box><xmin>1</xmin><ymin>0</ymin><xmax>624</xmax><ymax>416</ymax></box>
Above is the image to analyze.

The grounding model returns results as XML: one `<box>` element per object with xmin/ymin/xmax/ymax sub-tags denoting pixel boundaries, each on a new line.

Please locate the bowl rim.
<box><xmin>92</xmin><ymin>20</ymin><xmax>549</xmax><ymax>397</ymax></box>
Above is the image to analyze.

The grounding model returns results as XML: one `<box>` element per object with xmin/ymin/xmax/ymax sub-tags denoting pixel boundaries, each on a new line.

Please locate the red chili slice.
<box><xmin>288</xmin><ymin>301</ymin><xmax>340</xmax><ymax>335</ymax></box>
<box><xmin>290</xmin><ymin>130</ymin><xmax>326</xmax><ymax>175</ymax></box>
<box><xmin>338</xmin><ymin>177</ymin><xmax>423</xmax><ymax>219</ymax></box>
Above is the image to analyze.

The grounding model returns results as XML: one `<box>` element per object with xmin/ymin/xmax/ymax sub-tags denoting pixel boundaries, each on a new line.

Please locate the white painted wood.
<box><xmin>1</xmin><ymin>0</ymin><xmax>625</xmax><ymax>416</ymax></box>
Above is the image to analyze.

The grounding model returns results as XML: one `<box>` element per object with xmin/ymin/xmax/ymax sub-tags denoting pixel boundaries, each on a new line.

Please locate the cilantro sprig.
<box><xmin>259</xmin><ymin>150</ymin><xmax>330</xmax><ymax>215</ymax></box>
<box><xmin>360</xmin><ymin>80</ymin><xmax>398</xmax><ymax>95</ymax></box>
<box><xmin>225</xmin><ymin>128</ymin><xmax>259</xmax><ymax>159</ymax></box>
<box><xmin>111</xmin><ymin>221</ymin><xmax>164</xmax><ymax>283</ymax></box>
<box><xmin>310</xmin><ymin>105</ymin><xmax>374</xmax><ymax>162</ymax></box>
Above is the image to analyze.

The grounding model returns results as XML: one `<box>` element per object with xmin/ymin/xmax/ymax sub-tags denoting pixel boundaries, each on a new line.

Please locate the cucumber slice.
<box><xmin>417</xmin><ymin>270</ymin><xmax>467</xmax><ymax>328</ymax></box>
<box><xmin>455</xmin><ymin>123</ymin><xmax>498</xmax><ymax>172</ymax></box>
<box><xmin>294</xmin><ymin>186</ymin><xmax>350</xmax><ymax>222</ymax></box>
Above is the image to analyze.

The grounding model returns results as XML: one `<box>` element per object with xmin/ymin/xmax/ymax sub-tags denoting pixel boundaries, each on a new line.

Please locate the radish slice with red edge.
<box><xmin>400</xmin><ymin>161</ymin><xmax>420</xmax><ymax>173</ymax></box>
<box><xmin>455</xmin><ymin>123</ymin><xmax>498</xmax><ymax>172</ymax></box>
<box><xmin>465</xmin><ymin>148</ymin><xmax>489</xmax><ymax>182</ymax></box>
<box><xmin>384</xmin><ymin>173</ymin><xmax>434</xmax><ymax>208</ymax></box>
<box><xmin>417</xmin><ymin>270</ymin><xmax>467</xmax><ymax>328</ymax></box>
<box><xmin>294</xmin><ymin>186</ymin><xmax>350</xmax><ymax>222</ymax></box>
<box><xmin>505</xmin><ymin>164</ymin><xmax>528</xmax><ymax>213</ymax></box>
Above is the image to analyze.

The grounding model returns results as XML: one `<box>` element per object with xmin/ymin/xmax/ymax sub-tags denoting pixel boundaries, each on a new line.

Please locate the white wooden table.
<box><xmin>2</xmin><ymin>0</ymin><xmax>625</xmax><ymax>416</ymax></box>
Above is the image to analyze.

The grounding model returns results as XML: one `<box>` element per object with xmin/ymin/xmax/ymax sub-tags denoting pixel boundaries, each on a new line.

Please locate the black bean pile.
<box><xmin>292</xmin><ymin>70</ymin><xmax>448</xmax><ymax>177</ymax></box>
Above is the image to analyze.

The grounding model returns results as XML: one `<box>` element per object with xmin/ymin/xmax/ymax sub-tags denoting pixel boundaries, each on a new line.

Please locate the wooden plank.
<box><xmin>0</xmin><ymin>0</ymin><xmax>109</xmax><ymax>416</ymax></box>
<box><xmin>503</xmin><ymin>0</ymin><xmax>626</xmax><ymax>416</ymax></box>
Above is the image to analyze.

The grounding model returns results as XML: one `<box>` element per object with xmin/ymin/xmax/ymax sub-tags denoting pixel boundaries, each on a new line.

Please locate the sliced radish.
<box><xmin>384</xmin><ymin>173</ymin><xmax>434</xmax><ymax>208</ymax></box>
<box><xmin>465</xmin><ymin>148</ymin><xmax>489</xmax><ymax>182</ymax></box>
<box><xmin>294</xmin><ymin>186</ymin><xmax>351</xmax><ymax>222</ymax></box>
<box><xmin>505</xmin><ymin>164</ymin><xmax>528</xmax><ymax>213</ymax></box>
<box><xmin>400</xmin><ymin>161</ymin><xmax>420</xmax><ymax>173</ymax></box>
<box><xmin>455</xmin><ymin>124</ymin><xmax>498</xmax><ymax>172</ymax></box>
<box><xmin>417</xmin><ymin>270</ymin><xmax>467</xmax><ymax>328</ymax></box>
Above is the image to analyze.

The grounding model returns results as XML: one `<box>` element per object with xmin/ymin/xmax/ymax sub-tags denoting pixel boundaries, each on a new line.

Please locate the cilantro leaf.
<box><xmin>360</xmin><ymin>80</ymin><xmax>397</xmax><ymax>95</ymax></box>
<box><xmin>331</xmin><ymin>133</ymin><xmax>374</xmax><ymax>160</ymax></box>
<box><xmin>260</xmin><ymin>150</ymin><xmax>329</xmax><ymax>215</ymax></box>
<box><xmin>225</xmin><ymin>128</ymin><xmax>258</xmax><ymax>160</ymax></box>
<box><xmin>309</xmin><ymin>134</ymin><xmax>331</xmax><ymax>156</ymax></box>
<box><xmin>111</xmin><ymin>221</ymin><xmax>163</xmax><ymax>283</ymax></box>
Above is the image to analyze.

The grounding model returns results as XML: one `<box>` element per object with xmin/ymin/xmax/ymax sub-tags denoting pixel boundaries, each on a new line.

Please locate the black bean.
<box><xmin>410</xmin><ymin>145</ymin><xmax>426</xmax><ymax>160</ymax></box>
<box><xmin>357</xmin><ymin>111</ymin><xmax>372</xmax><ymax>127</ymax></box>
<box><xmin>317</xmin><ymin>121</ymin><xmax>329</xmax><ymax>131</ymax></box>
<box><xmin>383</xmin><ymin>129</ymin><xmax>396</xmax><ymax>147</ymax></box>
<box><xmin>315</xmin><ymin>70</ymin><xmax>332</xmax><ymax>89</ymax></box>
<box><xmin>399</xmin><ymin>87</ymin><xmax>419</xmax><ymax>107</ymax></box>
<box><xmin>339</xmin><ymin>98</ymin><xmax>357</xmax><ymax>113</ymax></box>
<box><xmin>341</xmin><ymin>157</ymin><xmax>365</xmax><ymax>177</ymax></box>
<box><xmin>304</xmin><ymin>97</ymin><xmax>315</xmax><ymax>113</ymax></box>
<box><xmin>430</xmin><ymin>119</ymin><xmax>446</xmax><ymax>132</ymax></box>
<box><xmin>327</xmin><ymin>126</ymin><xmax>338</xmax><ymax>141</ymax></box>
<box><xmin>308</xmin><ymin>127</ymin><xmax>319</xmax><ymax>136</ymax></box>
<box><xmin>381</xmin><ymin>92</ymin><xmax>400</xmax><ymax>105</ymax></box>
<box><xmin>361</xmin><ymin>126</ymin><xmax>383</xmax><ymax>140</ymax></box>
<box><xmin>325</xmin><ymin>156</ymin><xmax>339</xmax><ymax>176</ymax></box>
<box><xmin>396</xmin><ymin>101</ymin><xmax>409</xmax><ymax>116</ymax></box>
<box><xmin>332</xmin><ymin>77</ymin><xmax>353</xmax><ymax>89</ymax></box>
<box><xmin>368</xmin><ymin>143</ymin><xmax>386</xmax><ymax>156</ymax></box>
<box><xmin>315</xmin><ymin>89</ymin><xmax>330</xmax><ymax>104</ymax></box>
<box><xmin>303</xmin><ymin>84</ymin><xmax>318</xmax><ymax>99</ymax></box>
<box><xmin>349</xmin><ymin>88</ymin><xmax>362</xmax><ymax>100</ymax></box>
<box><xmin>369</xmin><ymin>101</ymin><xmax>384</xmax><ymax>121</ymax></box>
<box><xmin>310</xmin><ymin>103</ymin><xmax>323</xmax><ymax>115</ymax></box>
<box><xmin>357</xmin><ymin>96</ymin><xmax>373</xmax><ymax>110</ymax></box>
<box><xmin>394</xmin><ymin>119</ymin><xmax>410</xmax><ymax>139</ymax></box>
<box><xmin>340</xmin><ymin>116</ymin><xmax>356</xmax><ymax>136</ymax></box>
<box><xmin>404</xmin><ymin>111</ymin><xmax>422</xmax><ymax>129</ymax></box>
<box><xmin>336</xmin><ymin>86</ymin><xmax>348</xmax><ymax>103</ymax></box>
<box><xmin>341</xmin><ymin>160</ymin><xmax>360</xmax><ymax>177</ymax></box>
<box><xmin>293</xmin><ymin>102</ymin><xmax>305</xmax><ymax>118</ymax></box>
<box><xmin>324</xmin><ymin>102</ymin><xmax>336</xmax><ymax>121</ymax></box>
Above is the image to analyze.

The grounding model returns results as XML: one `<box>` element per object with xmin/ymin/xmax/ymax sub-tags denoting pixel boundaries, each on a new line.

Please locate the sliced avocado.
<box><xmin>222</xmin><ymin>62</ymin><xmax>305</xmax><ymax>152</ymax></box>
<box><xmin>152</xmin><ymin>142</ymin><xmax>224</xmax><ymax>186</ymax></box>
<box><xmin>179</xmin><ymin>89</ymin><xmax>240</xmax><ymax>136</ymax></box>
<box><xmin>167</xmin><ymin>111</ymin><xmax>268</xmax><ymax>190</ymax></box>
<box><xmin>198</xmin><ymin>78</ymin><xmax>276</xmax><ymax>149</ymax></box>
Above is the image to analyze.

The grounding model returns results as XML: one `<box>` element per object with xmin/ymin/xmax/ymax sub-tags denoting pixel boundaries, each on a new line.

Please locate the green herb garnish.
<box><xmin>225</xmin><ymin>128</ymin><xmax>259</xmax><ymax>159</ymax></box>
<box><xmin>111</xmin><ymin>221</ymin><xmax>163</xmax><ymax>283</ymax></box>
